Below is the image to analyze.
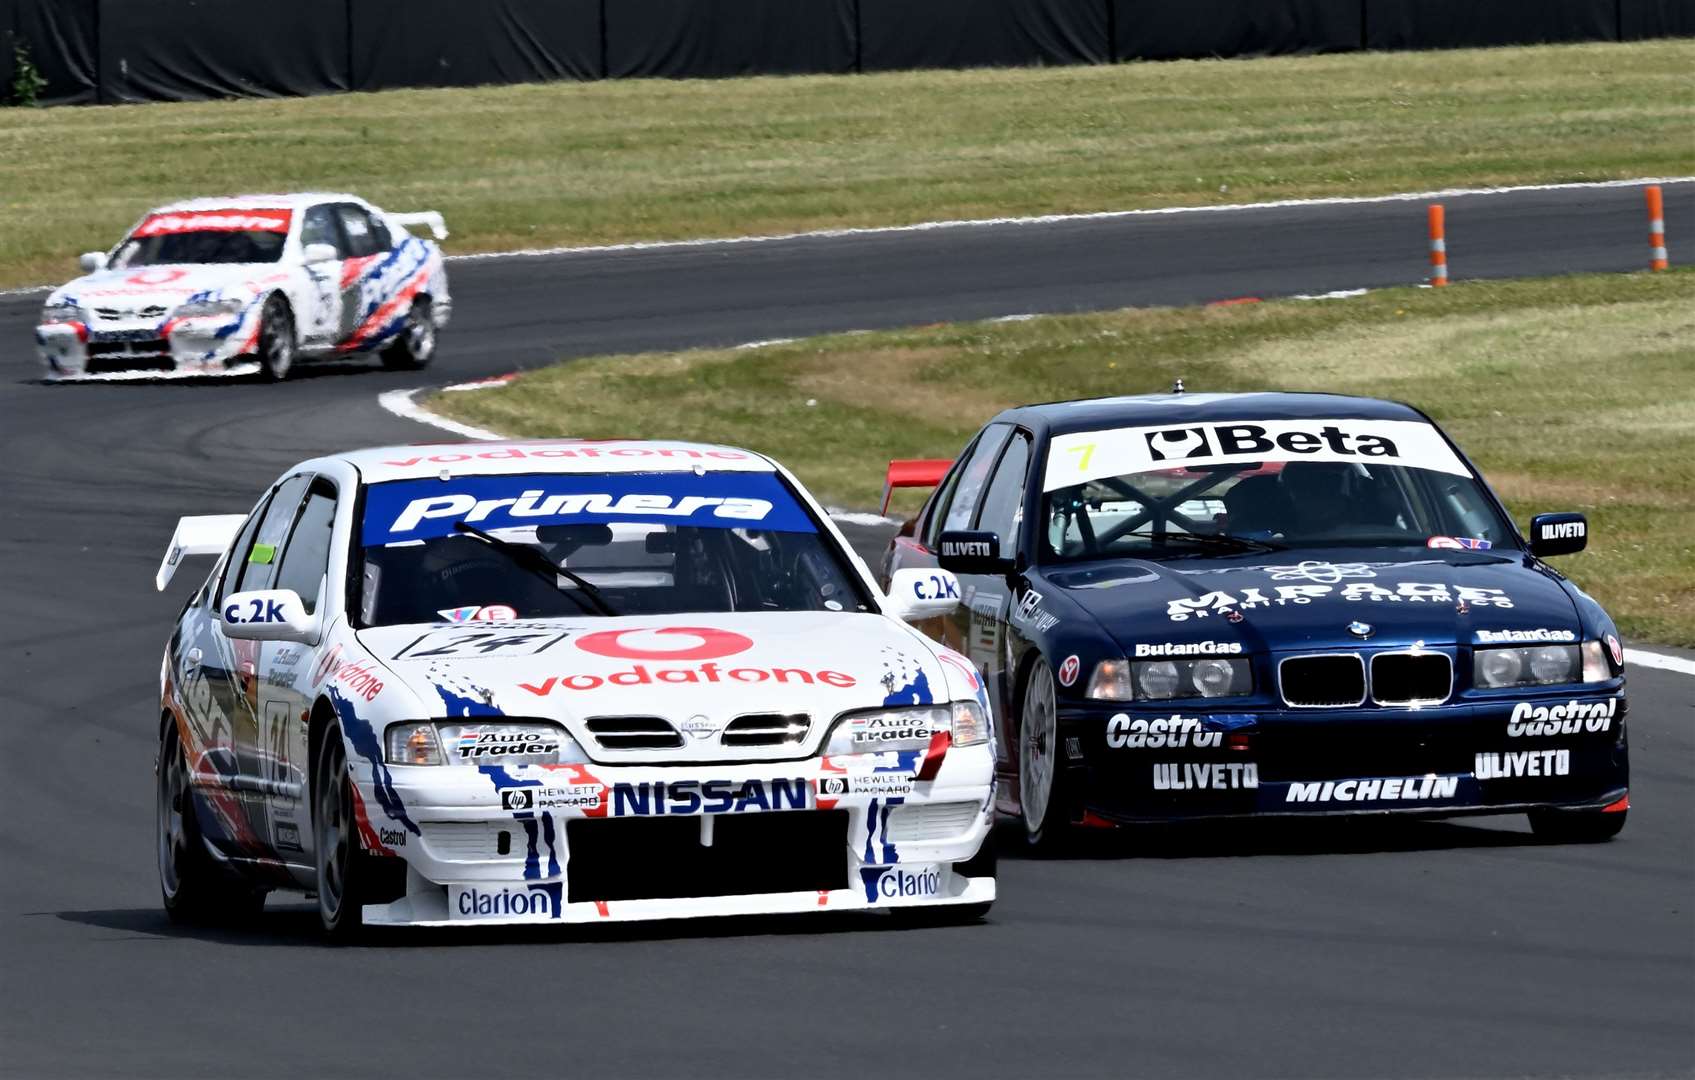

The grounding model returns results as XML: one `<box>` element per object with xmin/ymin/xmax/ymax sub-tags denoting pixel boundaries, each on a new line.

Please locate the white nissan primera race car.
<box><xmin>37</xmin><ymin>193</ymin><xmax>450</xmax><ymax>380</ymax></box>
<box><xmin>156</xmin><ymin>439</ymin><xmax>997</xmax><ymax>937</ymax></box>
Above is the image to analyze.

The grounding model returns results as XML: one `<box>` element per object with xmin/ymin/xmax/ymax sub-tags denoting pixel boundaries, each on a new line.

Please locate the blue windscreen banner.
<box><xmin>362</xmin><ymin>472</ymin><xmax>818</xmax><ymax>546</ymax></box>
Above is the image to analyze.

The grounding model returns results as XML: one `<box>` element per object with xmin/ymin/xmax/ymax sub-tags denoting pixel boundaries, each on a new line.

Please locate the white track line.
<box><xmin>377</xmin><ymin>387</ymin><xmax>503</xmax><ymax>440</ymax></box>
<box><xmin>1628</xmin><ymin>649</ymin><xmax>1695</xmax><ymax>677</ymax></box>
<box><xmin>6</xmin><ymin>177</ymin><xmax>1686</xmax><ymax>298</ymax></box>
<box><xmin>445</xmin><ymin>176</ymin><xmax>1693</xmax><ymax>264</ymax></box>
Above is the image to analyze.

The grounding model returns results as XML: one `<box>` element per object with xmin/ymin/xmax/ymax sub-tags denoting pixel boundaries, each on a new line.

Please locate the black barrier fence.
<box><xmin>5</xmin><ymin>0</ymin><xmax>1692</xmax><ymax>106</ymax></box>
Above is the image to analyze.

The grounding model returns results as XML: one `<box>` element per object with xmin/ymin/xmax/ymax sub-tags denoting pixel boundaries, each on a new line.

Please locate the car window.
<box><xmin>299</xmin><ymin>204</ymin><xmax>346</xmax><ymax>257</ymax></box>
<box><xmin>975</xmin><ymin>431</ymin><xmax>1031</xmax><ymax>543</ymax></box>
<box><xmin>216</xmin><ymin>497</ymin><xmax>272</xmax><ymax>608</ymax></box>
<box><xmin>356</xmin><ymin>471</ymin><xmax>873</xmax><ymax>625</ymax></box>
<box><xmin>111</xmin><ymin>208</ymin><xmax>291</xmax><ymax>268</ymax></box>
<box><xmin>335</xmin><ymin>205</ymin><xmax>387</xmax><ymax>258</ymax></box>
<box><xmin>274</xmin><ymin>480</ymin><xmax>338</xmax><ymax>614</ymax></box>
<box><xmin>939</xmin><ymin>423</ymin><xmax>1011</xmax><ymax>534</ymax></box>
<box><xmin>232</xmin><ymin>475</ymin><xmax>310</xmax><ymax>594</ymax></box>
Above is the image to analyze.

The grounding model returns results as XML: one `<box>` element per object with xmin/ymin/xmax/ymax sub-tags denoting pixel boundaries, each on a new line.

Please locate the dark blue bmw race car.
<box><xmin>879</xmin><ymin>392</ymin><xmax>1629</xmax><ymax>846</ymax></box>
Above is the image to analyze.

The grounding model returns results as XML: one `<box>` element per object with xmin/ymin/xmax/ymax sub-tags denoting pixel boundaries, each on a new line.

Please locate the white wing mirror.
<box><xmin>886</xmin><ymin>567</ymin><xmax>963</xmax><ymax>623</ymax></box>
<box><xmin>79</xmin><ymin>251</ymin><xmax>108</xmax><ymax>273</ymax></box>
<box><xmin>220</xmin><ymin>589</ymin><xmax>318</xmax><ymax>643</ymax></box>
<box><xmin>303</xmin><ymin>243</ymin><xmax>340</xmax><ymax>265</ymax></box>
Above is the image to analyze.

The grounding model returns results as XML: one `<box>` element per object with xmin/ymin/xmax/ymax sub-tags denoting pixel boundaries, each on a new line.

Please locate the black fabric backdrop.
<box><xmin>98</xmin><ymin>0</ymin><xmax>347</xmax><ymax>103</ymax></box>
<box><xmin>1117</xmin><ymin>0</ymin><xmax>1362</xmax><ymax>59</ymax></box>
<box><xmin>860</xmin><ymin>0</ymin><xmax>1108</xmax><ymax>72</ymax></box>
<box><xmin>18</xmin><ymin>0</ymin><xmax>97</xmax><ymax>105</ymax></box>
<box><xmin>350</xmin><ymin>0</ymin><xmax>596</xmax><ymax>90</ymax></box>
<box><xmin>8</xmin><ymin>0</ymin><xmax>1693</xmax><ymax>105</ymax></box>
<box><xmin>1621</xmin><ymin>0</ymin><xmax>1695</xmax><ymax>37</ymax></box>
<box><xmin>607</xmin><ymin>0</ymin><xmax>855</xmax><ymax>78</ymax></box>
<box><xmin>1363</xmin><ymin>0</ymin><xmax>1621</xmax><ymax>49</ymax></box>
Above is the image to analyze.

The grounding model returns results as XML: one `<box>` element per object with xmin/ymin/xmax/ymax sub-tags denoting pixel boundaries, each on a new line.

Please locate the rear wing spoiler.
<box><xmin>880</xmin><ymin>459</ymin><xmax>953</xmax><ymax>516</ymax></box>
<box><xmin>389</xmin><ymin>211</ymin><xmax>449</xmax><ymax>241</ymax></box>
<box><xmin>155</xmin><ymin>514</ymin><xmax>247</xmax><ymax>591</ymax></box>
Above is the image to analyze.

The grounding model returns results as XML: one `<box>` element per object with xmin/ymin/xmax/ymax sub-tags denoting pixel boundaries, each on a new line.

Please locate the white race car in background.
<box><xmin>37</xmin><ymin>193</ymin><xmax>451</xmax><ymax>380</ymax></box>
<box><xmin>155</xmin><ymin>439</ymin><xmax>997</xmax><ymax>936</ymax></box>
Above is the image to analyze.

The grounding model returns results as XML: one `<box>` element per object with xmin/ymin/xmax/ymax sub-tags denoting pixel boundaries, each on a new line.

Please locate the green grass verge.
<box><xmin>2</xmin><ymin>40</ymin><xmax>1692</xmax><ymax>287</ymax></box>
<box><xmin>433</xmin><ymin>270</ymin><xmax>1695</xmax><ymax>646</ymax></box>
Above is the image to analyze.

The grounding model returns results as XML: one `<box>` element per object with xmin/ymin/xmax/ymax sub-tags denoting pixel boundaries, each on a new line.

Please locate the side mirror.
<box><xmin>221</xmin><ymin>589</ymin><xmax>317</xmax><ymax>642</ymax></box>
<box><xmin>303</xmin><ymin>242</ymin><xmax>340</xmax><ymax>265</ymax></box>
<box><xmin>936</xmin><ymin>530</ymin><xmax>1015</xmax><ymax>576</ymax></box>
<box><xmin>886</xmin><ymin>567</ymin><xmax>963</xmax><ymax>623</ymax></box>
<box><xmin>78</xmin><ymin>251</ymin><xmax>108</xmax><ymax>273</ymax></box>
<box><xmin>1528</xmin><ymin>512</ymin><xmax>1587</xmax><ymax>557</ymax></box>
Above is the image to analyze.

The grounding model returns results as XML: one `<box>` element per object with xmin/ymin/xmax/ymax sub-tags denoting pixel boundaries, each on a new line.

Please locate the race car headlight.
<box><xmin>1473</xmin><ymin>644</ymin><xmax>1582</xmax><ymax>688</ymax></box>
<box><xmin>385</xmin><ymin>720</ymin><xmax>584</xmax><ymax>766</ymax></box>
<box><xmin>41</xmin><ymin>300</ymin><xmax>83</xmax><ymax>323</ymax></box>
<box><xmin>173</xmin><ymin>297</ymin><xmax>246</xmax><ymax>319</ymax></box>
<box><xmin>1089</xmin><ymin>658</ymin><xmax>1251</xmax><ymax>701</ymax></box>
<box><xmin>825</xmin><ymin>704</ymin><xmax>986</xmax><ymax>755</ymax></box>
<box><xmin>1580</xmin><ymin>639</ymin><xmax>1610</xmax><ymax>683</ymax></box>
<box><xmin>949</xmin><ymin>700</ymin><xmax>990</xmax><ymax>747</ymax></box>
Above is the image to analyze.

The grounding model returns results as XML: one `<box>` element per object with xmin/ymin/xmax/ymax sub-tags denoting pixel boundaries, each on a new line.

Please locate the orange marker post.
<box><xmin>1427</xmin><ymin>203</ymin><xmax>1448</xmax><ymax>287</ymax></box>
<box><xmin>1646</xmin><ymin>185</ymin><xmax>1668</xmax><ymax>271</ymax></box>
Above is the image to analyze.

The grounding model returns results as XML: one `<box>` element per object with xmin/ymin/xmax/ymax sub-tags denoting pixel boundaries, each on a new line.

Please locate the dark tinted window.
<box><xmin>233</xmin><ymin>475</ymin><xmax>310</xmax><ymax>594</ymax></box>
<box><xmin>216</xmin><ymin>498</ymin><xmax>271</xmax><ymax>607</ymax></box>
<box><xmin>939</xmin><ymin>424</ymin><xmax>1011</xmax><ymax>535</ymax></box>
<box><xmin>976</xmin><ymin>431</ymin><xmax>1031</xmax><ymax>541</ymax></box>
<box><xmin>274</xmin><ymin>481</ymin><xmax>338</xmax><ymax>613</ymax></box>
<box><xmin>336</xmin><ymin>205</ymin><xmax>387</xmax><ymax>258</ymax></box>
<box><xmin>299</xmin><ymin>205</ymin><xmax>345</xmax><ymax>257</ymax></box>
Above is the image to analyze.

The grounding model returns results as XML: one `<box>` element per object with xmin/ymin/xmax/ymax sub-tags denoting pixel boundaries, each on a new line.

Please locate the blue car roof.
<box><xmin>993</xmin><ymin>392</ymin><xmax>1430</xmax><ymax>438</ymax></box>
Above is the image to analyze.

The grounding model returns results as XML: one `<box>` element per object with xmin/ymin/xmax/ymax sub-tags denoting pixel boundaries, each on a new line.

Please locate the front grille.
<box><xmin>85</xmin><ymin>349</ymin><xmax>174</xmax><ymax>374</ymax></box>
<box><xmin>721</xmin><ymin>713</ymin><xmax>809</xmax><ymax>747</ymax></box>
<box><xmin>583</xmin><ymin>715</ymin><xmax>682</xmax><ymax>751</ymax></box>
<box><xmin>93</xmin><ymin>305</ymin><xmax>167</xmax><ymax>320</ymax></box>
<box><xmin>1279</xmin><ymin>654</ymin><xmax>1366</xmax><ymax>708</ymax></box>
<box><xmin>566</xmin><ymin>810</ymin><xmax>848</xmax><ymax>902</ymax></box>
<box><xmin>887</xmin><ymin>801</ymin><xmax>980</xmax><ymax>843</ymax></box>
<box><xmin>419</xmin><ymin>821</ymin><xmax>523</xmax><ymax>862</ymax></box>
<box><xmin>1252</xmin><ymin>724</ymin><xmax>1478</xmax><ymax>783</ymax></box>
<box><xmin>1371</xmin><ymin>652</ymin><xmax>1453</xmax><ymax>706</ymax></box>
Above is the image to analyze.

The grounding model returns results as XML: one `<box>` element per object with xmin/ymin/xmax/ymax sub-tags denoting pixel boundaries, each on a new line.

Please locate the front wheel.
<box><xmin>314</xmin><ymin>724</ymin><xmax>372</xmax><ymax>940</ymax></box>
<box><xmin>381</xmin><ymin>297</ymin><xmax>436</xmax><ymax>370</ymax></box>
<box><xmin>256</xmin><ymin>296</ymin><xmax>296</xmax><ymax>381</ymax></box>
<box><xmin>1018</xmin><ymin>660</ymin><xmax>1071</xmax><ymax>850</ymax></box>
<box><xmin>1528</xmin><ymin>806</ymin><xmax>1627</xmax><ymax>843</ymax></box>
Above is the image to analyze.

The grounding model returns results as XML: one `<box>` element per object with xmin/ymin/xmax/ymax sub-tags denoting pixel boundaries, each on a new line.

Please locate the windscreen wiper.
<box><xmin>1122</xmin><ymin>530</ymin><xmax>1283</xmax><ymax>555</ymax></box>
<box><xmin>452</xmin><ymin>521</ymin><xmax>619</xmax><ymax>617</ymax></box>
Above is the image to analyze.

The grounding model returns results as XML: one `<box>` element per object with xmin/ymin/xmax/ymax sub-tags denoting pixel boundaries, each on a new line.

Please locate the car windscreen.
<box><xmin>111</xmin><ymin>209</ymin><xmax>293</xmax><ymax>268</ymax></box>
<box><xmin>356</xmin><ymin>471</ymin><xmax>873</xmax><ymax>625</ymax></box>
<box><xmin>1040</xmin><ymin>417</ymin><xmax>1514</xmax><ymax>562</ymax></box>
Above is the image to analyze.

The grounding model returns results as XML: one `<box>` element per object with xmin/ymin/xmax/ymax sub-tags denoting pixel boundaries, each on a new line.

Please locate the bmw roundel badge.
<box><xmin>1347</xmin><ymin>621</ymin><xmax>1374</xmax><ymax>639</ymax></box>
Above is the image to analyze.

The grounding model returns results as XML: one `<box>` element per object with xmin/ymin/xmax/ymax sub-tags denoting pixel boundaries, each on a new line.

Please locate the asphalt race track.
<box><xmin>2</xmin><ymin>181</ymin><xmax>1691</xmax><ymax>1079</ymax></box>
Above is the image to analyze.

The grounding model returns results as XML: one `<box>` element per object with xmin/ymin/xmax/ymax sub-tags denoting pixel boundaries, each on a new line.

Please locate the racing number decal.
<box><xmin>1063</xmin><ymin>442</ymin><xmax>1096</xmax><ymax>475</ymax></box>
<box><xmin>259</xmin><ymin>700</ymin><xmax>298</xmax><ymax>805</ymax></box>
<box><xmin>393</xmin><ymin>630</ymin><xmax>570</xmax><ymax>660</ymax></box>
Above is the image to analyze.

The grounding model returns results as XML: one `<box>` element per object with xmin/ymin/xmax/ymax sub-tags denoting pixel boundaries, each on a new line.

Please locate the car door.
<box><xmin>333</xmin><ymin>202</ymin><xmax>391</xmax><ymax>346</ymax></box>
<box><xmin>254</xmin><ymin>476</ymin><xmax>339</xmax><ymax>862</ymax></box>
<box><xmin>297</xmin><ymin>203</ymin><xmax>349</xmax><ymax>347</ymax></box>
<box><xmin>956</xmin><ymin>429</ymin><xmax>1033</xmax><ymax>773</ymax></box>
<box><xmin>214</xmin><ymin>474</ymin><xmax>311</xmax><ymax>843</ymax></box>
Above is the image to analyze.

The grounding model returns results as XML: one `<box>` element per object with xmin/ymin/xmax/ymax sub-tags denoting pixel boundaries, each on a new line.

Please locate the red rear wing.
<box><xmin>881</xmin><ymin>458</ymin><xmax>953</xmax><ymax>515</ymax></box>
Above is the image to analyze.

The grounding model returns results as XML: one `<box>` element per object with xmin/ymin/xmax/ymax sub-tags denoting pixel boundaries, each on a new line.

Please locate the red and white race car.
<box><xmin>35</xmin><ymin>193</ymin><xmax>451</xmax><ymax>380</ymax></box>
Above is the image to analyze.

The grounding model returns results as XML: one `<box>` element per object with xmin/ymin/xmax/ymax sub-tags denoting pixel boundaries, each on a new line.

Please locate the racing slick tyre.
<box><xmin>257</xmin><ymin>295</ymin><xmax>296</xmax><ymax>381</ymax></box>
<box><xmin>312</xmin><ymin>723</ymin><xmax>395</xmax><ymax>941</ymax></box>
<box><xmin>380</xmin><ymin>297</ymin><xmax>436</xmax><ymax>370</ymax></box>
<box><xmin>157</xmin><ymin>721</ymin><xmax>266</xmax><ymax>925</ymax></box>
<box><xmin>1017</xmin><ymin>659</ymin><xmax>1074</xmax><ymax>852</ymax></box>
<box><xmin>1527</xmin><ymin>806</ymin><xmax>1627</xmax><ymax>843</ymax></box>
